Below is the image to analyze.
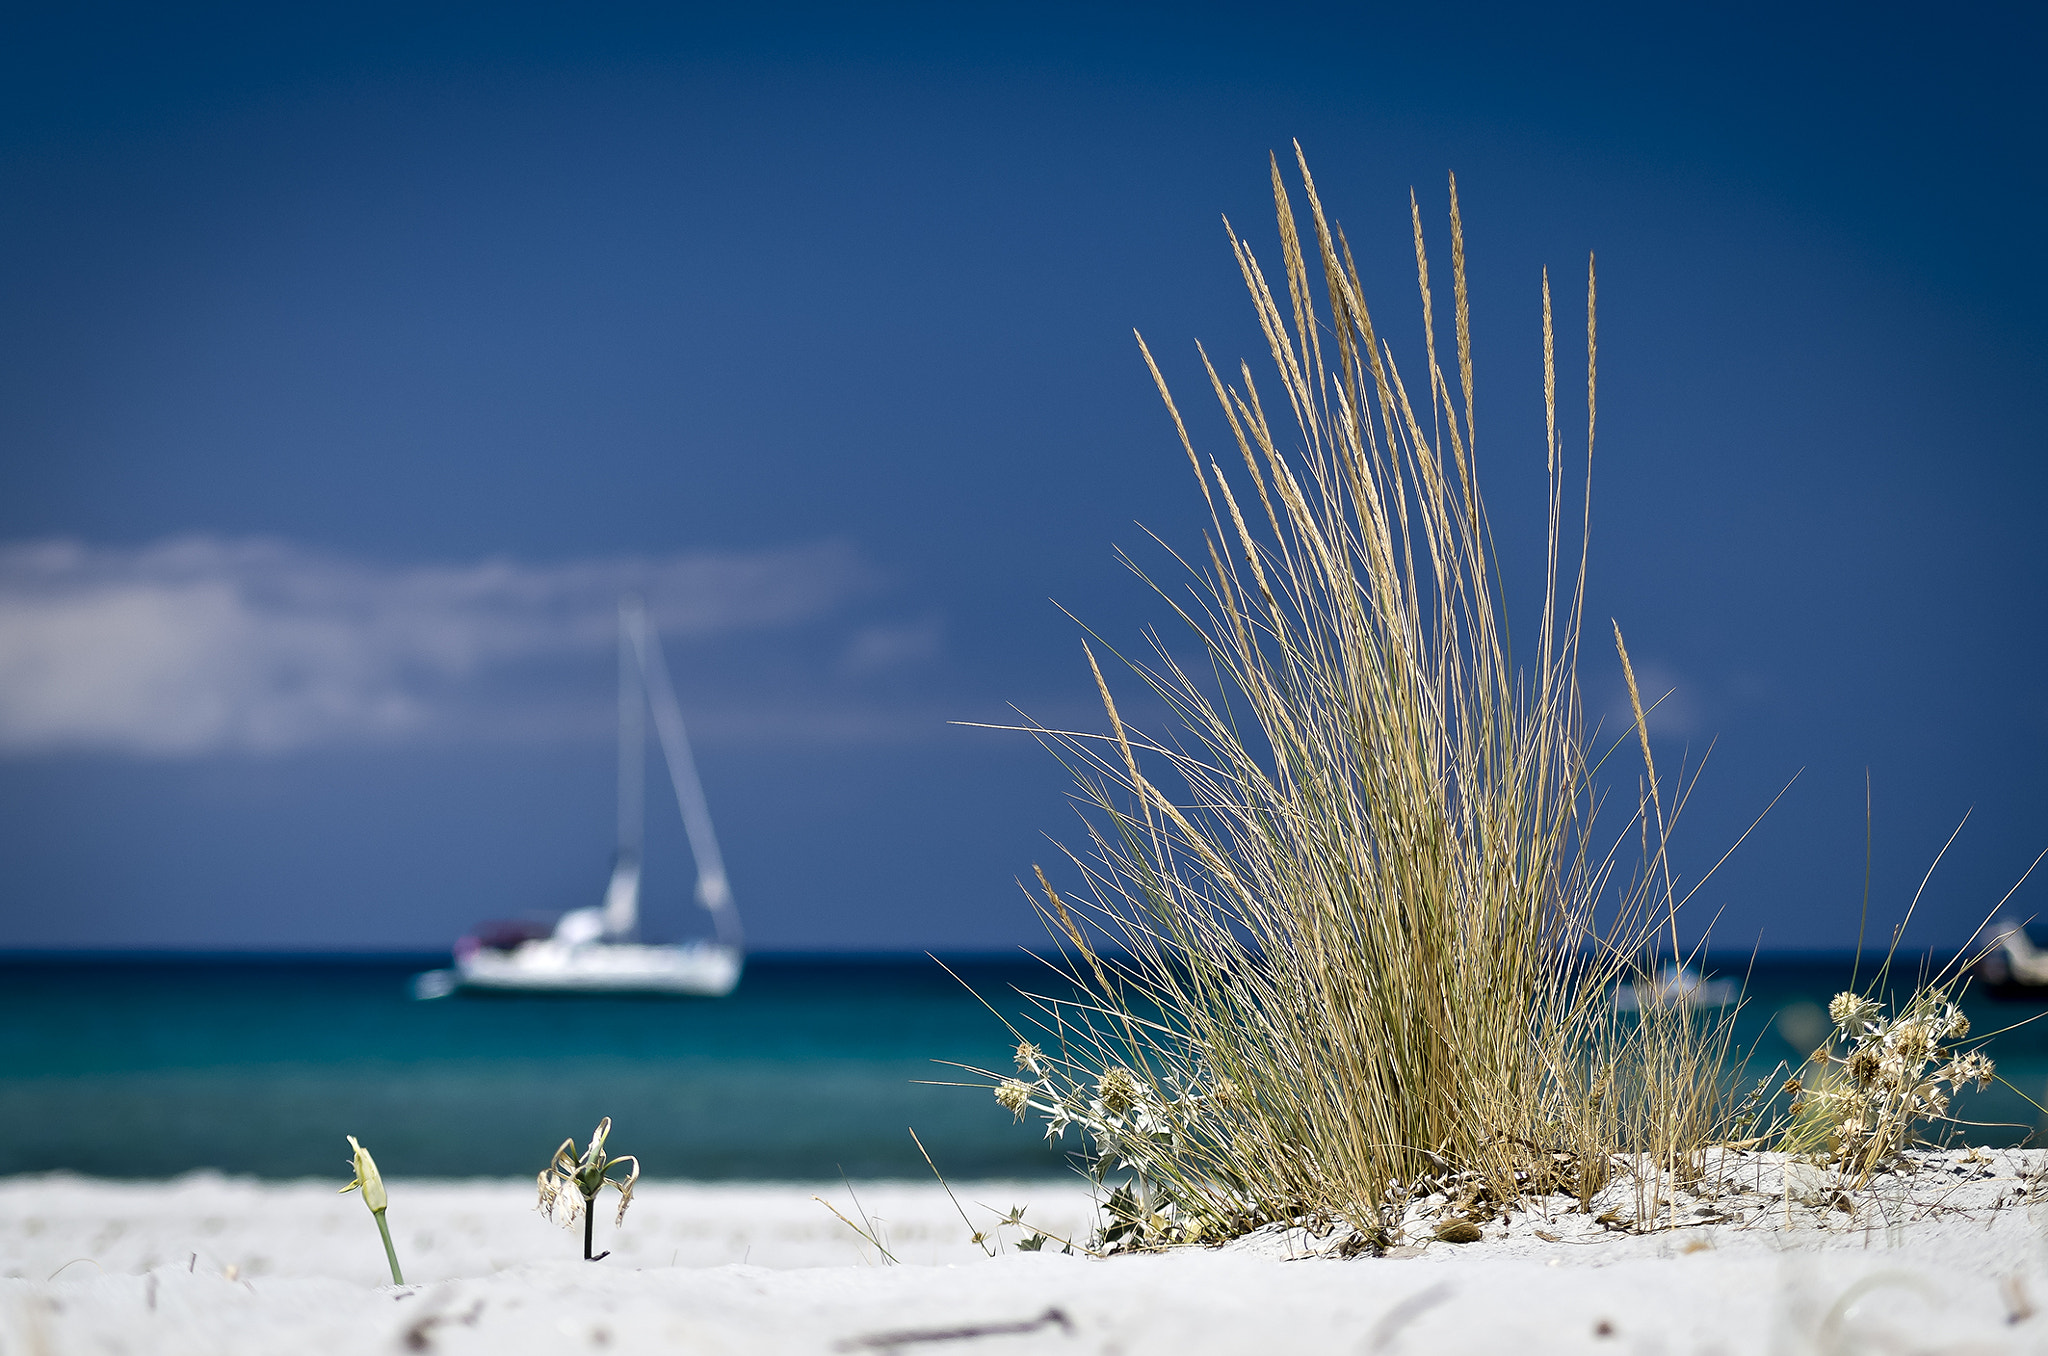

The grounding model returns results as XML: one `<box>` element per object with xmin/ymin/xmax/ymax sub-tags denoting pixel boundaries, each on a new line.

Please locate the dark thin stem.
<box><xmin>583</xmin><ymin>1198</ymin><xmax>595</xmax><ymax>1260</ymax></box>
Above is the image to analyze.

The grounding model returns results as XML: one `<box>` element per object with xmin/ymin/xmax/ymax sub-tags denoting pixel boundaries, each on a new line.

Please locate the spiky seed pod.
<box><xmin>1829</xmin><ymin>992</ymin><xmax>1880</xmax><ymax>1032</ymax></box>
<box><xmin>995</xmin><ymin>1080</ymin><xmax>1033</xmax><ymax>1119</ymax></box>
<box><xmin>1096</xmin><ymin>1067</ymin><xmax>1139</xmax><ymax>1118</ymax></box>
<box><xmin>1890</xmin><ymin>1020</ymin><xmax>1933</xmax><ymax>1064</ymax></box>
<box><xmin>1944</xmin><ymin>1051</ymin><xmax>1995</xmax><ymax>1091</ymax></box>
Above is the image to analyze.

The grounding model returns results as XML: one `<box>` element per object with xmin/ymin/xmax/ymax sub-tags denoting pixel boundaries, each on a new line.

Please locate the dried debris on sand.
<box><xmin>1223</xmin><ymin>1146</ymin><xmax>2048</xmax><ymax>1264</ymax></box>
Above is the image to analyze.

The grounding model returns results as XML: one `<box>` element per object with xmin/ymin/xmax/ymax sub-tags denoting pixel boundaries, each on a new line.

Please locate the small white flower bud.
<box><xmin>340</xmin><ymin>1135</ymin><xmax>388</xmax><ymax>1213</ymax></box>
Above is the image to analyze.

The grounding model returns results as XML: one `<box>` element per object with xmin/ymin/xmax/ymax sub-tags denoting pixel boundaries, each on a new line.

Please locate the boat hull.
<box><xmin>1612</xmin><ymin>968</ymin><xmax>1736</xmax><ymax>1011</ymax></box>
<box><xmin>1974</xmin><ymin>950</ymin><xmax>2048</xmax><ymax>1002</ymax></box>
<box><xmin>415</xmin><ymin>941</ymin><xmax>743</xmax><ymax>999</ymax></box>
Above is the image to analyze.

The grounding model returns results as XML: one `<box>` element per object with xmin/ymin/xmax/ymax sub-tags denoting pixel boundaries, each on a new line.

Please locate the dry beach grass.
<box><xmin>974</xmin><ymin>149</ymin><xmax>1767</xmax><ymax>1249</ymax></box>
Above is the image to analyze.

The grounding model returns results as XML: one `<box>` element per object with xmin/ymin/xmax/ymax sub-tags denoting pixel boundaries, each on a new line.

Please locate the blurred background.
<box><xmin>2</xmin><ymin>0</ymin><xmax>2046</xmax><ymax>1177</ymax></box>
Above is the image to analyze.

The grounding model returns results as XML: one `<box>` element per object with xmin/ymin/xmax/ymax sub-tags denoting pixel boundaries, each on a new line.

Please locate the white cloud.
<box><xmin>0</xmin><ymin>535</ymin><xmax>885</xmax><ymax>755</ymax></box>
<box><xmin>1598</xmin><ymin>660</ymin><xmax>1701</xmax><ymax>743</ymax></box>
<box><xmin>839</xmin><ymin>618</ymin><xmax>944</xmax><ymax>676</ymax></box>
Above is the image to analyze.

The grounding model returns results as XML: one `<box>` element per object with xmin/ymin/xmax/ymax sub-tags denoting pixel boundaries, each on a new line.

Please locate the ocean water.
<box><xmin>1</xmin><ymin>954</ymin><xmax>2043</xmax><ymax>1182</ymax></box>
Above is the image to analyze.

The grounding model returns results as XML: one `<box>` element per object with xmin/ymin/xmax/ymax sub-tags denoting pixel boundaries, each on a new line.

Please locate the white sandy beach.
<box><xmin>6</xmin><ymin>1155</ymin><xmax>2048</xmax><ymax>1354</ymax></box>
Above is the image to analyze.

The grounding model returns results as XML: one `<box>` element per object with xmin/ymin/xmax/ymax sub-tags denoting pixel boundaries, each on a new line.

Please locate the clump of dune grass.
<box><xmin>976</xmin><ymin>148</ymin><xmax>1752</xmax><ymax>1249</ymax></box>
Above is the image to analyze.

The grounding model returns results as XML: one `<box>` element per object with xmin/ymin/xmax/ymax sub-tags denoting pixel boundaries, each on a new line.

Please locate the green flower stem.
<box><xmin>373</xmin><ymin>1208</ymin><xmax>404</xmax><ymax>1285</ymax></box>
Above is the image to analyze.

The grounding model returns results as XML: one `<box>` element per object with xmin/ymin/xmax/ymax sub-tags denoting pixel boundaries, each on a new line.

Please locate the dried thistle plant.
<box><xmin>339</xmin><ymin>1135</ymin><xmax>403</xmax><ymax>1284</ymax></box>
<box><xmin>993</xmin><ymin>1039</ymin><xmax>1221</xmax><ymax>1249</ymax></box>
<box><xmin>1782</xmin><ymin>987</ymin><xmax>1993</xmax><ymax>1183</ymax></box>
<box><xmin>1741</xmin><ymin>819</ymin><xmax>2043</xmax><ymax>1194</ymax></box>
<box><xmin>537</xmin><ymin>1117</ymin><xmax>640</xmax><ymax>1261</ymax></box>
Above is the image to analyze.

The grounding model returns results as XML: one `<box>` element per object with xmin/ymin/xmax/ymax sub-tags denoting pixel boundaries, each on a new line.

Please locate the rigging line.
<box><xmin>625</xmin><ymin>598</ymin><xmax>744</xmax><ymax>952</ymax></box>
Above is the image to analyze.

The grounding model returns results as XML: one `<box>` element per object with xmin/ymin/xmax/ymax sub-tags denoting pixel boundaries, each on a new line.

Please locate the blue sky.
<box><xmin>1</xmin><ymin>1</ymin><xmax>2044</xmax><ymax>952</ymax></box>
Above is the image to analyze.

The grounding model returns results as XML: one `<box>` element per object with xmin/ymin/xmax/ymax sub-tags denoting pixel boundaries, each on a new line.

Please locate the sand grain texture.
<box><xmin>5</xmin><ymin>1158</ymin><xmax>2048</xmax><ymax>1354</ymax></box>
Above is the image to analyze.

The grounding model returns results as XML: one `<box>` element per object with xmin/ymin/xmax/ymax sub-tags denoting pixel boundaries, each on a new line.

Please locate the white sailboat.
<box><xmin>1612</xmin><ymin>964</ymin><xmax>1735</xmax><ymax>1012</ymax></box>
<box><xmin>413</xmin><ymin>598</ymin><xmax>744</xmax><ymax>999</ymax></box>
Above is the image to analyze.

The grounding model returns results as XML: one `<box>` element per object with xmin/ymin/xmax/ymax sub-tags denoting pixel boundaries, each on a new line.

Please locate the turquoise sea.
<box><xmin>1</xmin><ymin>954</ymin><xmax>2043</xmax><ymax>1181</ymax></box>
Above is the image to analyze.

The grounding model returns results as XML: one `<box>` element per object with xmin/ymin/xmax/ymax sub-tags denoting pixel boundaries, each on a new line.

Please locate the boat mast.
<box><xmin>623</xmin><ymin>598</ymin><xmax>745</xmax><ymax>954</ymax></box>
<box><xmin>601</xmin><ymin>599</ymin><xmax>646</xmax><ymax>939</ymax></box>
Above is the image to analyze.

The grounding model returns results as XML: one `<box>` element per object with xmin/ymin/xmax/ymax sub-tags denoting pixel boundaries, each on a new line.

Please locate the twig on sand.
<box><xmin>834</xmin><ymin>1307</ymin><xmax>1074</xmax><ymax>1352</ymax></box>
<box><xmin>1363</xmin><ymin>1283</ymin><xmax>1455</xmax><ymax>1354</ymax></box>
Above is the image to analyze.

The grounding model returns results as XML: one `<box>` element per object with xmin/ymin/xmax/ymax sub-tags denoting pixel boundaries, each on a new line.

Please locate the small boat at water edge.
<box><xmin>1613</xmin><ymin>965</ymin><xmax>1737</xmax><ymax>1011</ymax></box>
<box><xmin>413</xmin><ymin>597</ymin><xmax>744</xmax><ymax>1000</ymax></box>
<box><xmin>1974</xmin><ymin>921</ymin><xmax>2048</xmax><ymax>1002</ymax></box>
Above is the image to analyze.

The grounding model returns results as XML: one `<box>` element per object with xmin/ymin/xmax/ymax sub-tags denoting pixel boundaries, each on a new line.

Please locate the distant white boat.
<box><xmin>1613</xmin><ymin>965</ymin><xmax>1736</xmax><ymax>1012</ymax></box>
<box><xmin>413</xmin><ymin>598</ymin><xmax>744</xmax><ymax>1000</ymax></box>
